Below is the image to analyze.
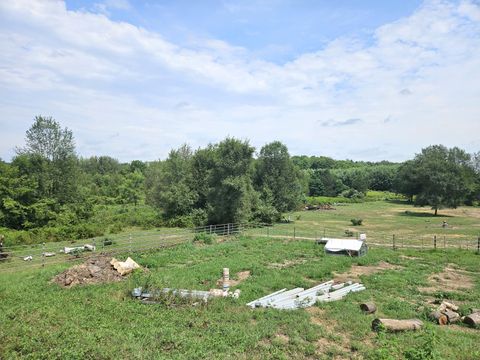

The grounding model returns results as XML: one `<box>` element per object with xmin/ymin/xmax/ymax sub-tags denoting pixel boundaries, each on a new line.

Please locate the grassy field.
<box><xmin>1</xmin><ymin>233</ymin><xmax>479</xmax><ymax>359</ymax></box>
<box><xmin>252</xmin><ymin>202</ymin><xmax>480</xmax><ymax>249</ymax></box>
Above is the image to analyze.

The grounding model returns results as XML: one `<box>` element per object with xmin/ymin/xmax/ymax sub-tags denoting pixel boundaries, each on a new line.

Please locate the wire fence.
<box><xmin>245</xmin><ymin>224</ymin><xmax>480</xmax><ymax>252</ymax></box>
<box><xmin>1</xmin><ymin>222</ymin><xmax>479</xmax><ymax>273</ymax></box>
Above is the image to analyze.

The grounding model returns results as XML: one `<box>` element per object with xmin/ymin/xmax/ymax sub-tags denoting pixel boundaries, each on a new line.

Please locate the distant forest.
<box><xmin>1</xmin><ymin>116</ymin><xmax>479</xmax><ymax>245</ymax></box>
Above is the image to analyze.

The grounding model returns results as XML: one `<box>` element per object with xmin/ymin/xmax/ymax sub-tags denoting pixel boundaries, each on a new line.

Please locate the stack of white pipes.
<box><xmin>247</xmin><ymin>280</ymin><xmax>365</xmax><ymax>310</ymax></box>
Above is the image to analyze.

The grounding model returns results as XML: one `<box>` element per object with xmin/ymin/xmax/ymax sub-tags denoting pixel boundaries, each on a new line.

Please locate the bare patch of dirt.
<box><xmin>52</xmin><ymin>255</ymin><xmax>125</xmax><ymax>287</ymax></box>
<box><xmin>307</xmin><ymin>307</ymin><xmax>353</xmax><ymax>359</ymax></box>
<box><xmin>418</xmin><ymin>266</ymin><xmax>475</xmax><ymax>293</ymax></box>
<box><xmin>267</xmin><ymin>259</ymin><xmax>306</xmax><ymax>269</ymax></box>
<box><xmin>399</xmin><ymin>255</ymin><xmax>421</xmax><ymax>260</ymax></box>
<box><xmin>216</xmin><ymin>270</ymin><xmax>251</xmax><ymax>287</ymax></box>
<box><xmin>274</xmin><ymin>333</ymin><xmax>290</xmax><ymax>344</ymax></box>
<box><xmin>333</xmin><ymin>261</ymin><xmax>402</xmax><ymax>282</ymax></box>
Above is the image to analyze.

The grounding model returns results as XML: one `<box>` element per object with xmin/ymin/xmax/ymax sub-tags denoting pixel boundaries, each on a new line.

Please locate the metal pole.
<box><xmin>323</xmin><ymin>227</ymin><xmax>326</xmax><ymax>238</ymax></box>
<box><xmin>392</xmin><ymin>234</ymin><xmax>396</xmax><ymax>250</ymax></box>
<box><xmin>434</xmin><ymin>235</ymin><xmax>436</xmax><ymax>250</ymax></box>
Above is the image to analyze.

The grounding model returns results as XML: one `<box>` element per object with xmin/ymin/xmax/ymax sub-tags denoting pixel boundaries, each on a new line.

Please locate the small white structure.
<box><xmin>323</xmin><ymin>238</ymin><xmax>368</xmax><ymax>257</ymax></box>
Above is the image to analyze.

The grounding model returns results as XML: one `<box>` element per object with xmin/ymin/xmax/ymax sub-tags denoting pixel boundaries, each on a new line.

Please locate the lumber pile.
<box><xmin>247</xmin><ymin>280</ymin><xmax>365</xmax><ymax>310</ymax></box>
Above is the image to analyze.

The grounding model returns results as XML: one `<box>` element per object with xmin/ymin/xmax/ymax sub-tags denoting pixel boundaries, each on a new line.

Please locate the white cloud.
<box><xmin>0</xmin><ymin>0</ymin><xmax>479</xmax><ymax>162</ymax></box>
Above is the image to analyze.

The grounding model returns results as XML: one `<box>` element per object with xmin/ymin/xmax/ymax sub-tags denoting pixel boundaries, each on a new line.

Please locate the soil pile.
<box><xmin>53</xmin><ymin>255</ymin><xmax>124</xmax><ymax>287</ymax></box>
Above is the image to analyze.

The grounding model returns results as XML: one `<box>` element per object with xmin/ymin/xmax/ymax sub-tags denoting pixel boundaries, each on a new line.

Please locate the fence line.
<box><xmin>1</xmin><ymin>222</ymin><xmax>479</xmax><ymax>273</ymax></box>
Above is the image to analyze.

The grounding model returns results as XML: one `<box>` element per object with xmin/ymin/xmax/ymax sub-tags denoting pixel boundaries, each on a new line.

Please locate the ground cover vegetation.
<box><xmin>0</xmin><ymin>235</ymin><xmax>479</xmax><ymax>359</ymax></box>
<box><xmin>0</xmin><ymin>116</ymin><xmax>479</xmax><ymax>245</ymax></box>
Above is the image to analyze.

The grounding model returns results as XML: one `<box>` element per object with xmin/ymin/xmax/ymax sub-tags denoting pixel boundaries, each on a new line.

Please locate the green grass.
<box><xmin>251</xmin><ymin>201</ymin><xmax>480</xmax><ymax>248</ymax></box>
<box><xmin>1</xmin><ymin>234</ymin><xmax>479</xmax><ymax>359</ymax></box>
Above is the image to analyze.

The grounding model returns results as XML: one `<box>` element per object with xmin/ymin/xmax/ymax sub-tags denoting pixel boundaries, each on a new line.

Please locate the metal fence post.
<box><xmin>434</xmin><ymin>235</ymin><xmax>437</xmax><ymax>250</ymax></box>
<box><xmin>392</xmin><ymin>234</ymin><xmax>396</xmax><ymax>250</ymax></box>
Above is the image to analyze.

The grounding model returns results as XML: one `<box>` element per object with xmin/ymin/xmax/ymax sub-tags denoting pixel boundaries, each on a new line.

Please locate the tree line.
<box><xmin>0</xmin><ymin>116</ymin><xmax>479</xmax><ymax>244</ymax></box>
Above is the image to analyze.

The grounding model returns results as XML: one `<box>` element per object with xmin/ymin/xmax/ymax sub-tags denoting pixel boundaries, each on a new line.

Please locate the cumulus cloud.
<box><xmin>0</xmin><ymin>0</ymin><xmax>479</xmax><ymax>162</ymax></box>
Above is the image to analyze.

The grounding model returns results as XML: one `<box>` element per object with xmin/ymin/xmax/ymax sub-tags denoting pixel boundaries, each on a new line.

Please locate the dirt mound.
<box><xmin>418</xmin><ymin>265</ymin><xmax>474</xmax><ymax>293</ymax></box>
<box><xmin>52</xmin><ymin>255</ymin><xmax>124</xmax><ymax>287</ymax></box>
<box><xmin>333</xmin><ymin>261</ymin><xmax>402</xmax><ymax>282</ymax></box>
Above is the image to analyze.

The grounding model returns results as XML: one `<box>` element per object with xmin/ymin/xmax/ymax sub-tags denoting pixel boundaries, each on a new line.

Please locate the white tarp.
<box><xmin>323</xmin><ymin>238</ymin><xmax>365</xmax><ymax>252</ymax></box>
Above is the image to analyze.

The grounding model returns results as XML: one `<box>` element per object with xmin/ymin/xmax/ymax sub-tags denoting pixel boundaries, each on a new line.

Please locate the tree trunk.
<box><xmin>463</xmin><ymin>312</ymin><xmax>480</xmax><ymax>327</ymax></box>
<box><xmin>360</xmin><ymin>302</ymin><xmax>377</xmax><ymax>314</ymax></box>
<box><xmin>372</xmin><ymin>318</ymin><xmax>423</xmax><ymax>332</ymax></box>
<box><xmin>434</xmin><ymin>207</ymin><xmax>438</xmax><ymax>216</ymax></box>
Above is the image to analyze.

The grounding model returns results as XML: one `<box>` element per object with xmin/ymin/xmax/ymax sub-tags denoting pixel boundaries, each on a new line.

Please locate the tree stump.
<box><xmin>372</xmin><ymin>318</ymin><xmax>423</xmax><ymax>332</ymax></box>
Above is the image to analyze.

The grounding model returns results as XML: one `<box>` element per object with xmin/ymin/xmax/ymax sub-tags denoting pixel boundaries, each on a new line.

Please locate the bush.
<box><xmin>344</xmin><ymin>229</ymin><xmax>354</xmax><ymax>237</ymax></box>
<box><xmin>252</xmin><ymin>204</ymin><xmax>281</xmax><ymax>224</ymax></box>
<box><xmin>340</xmin><ymin>189</ymin><xmax>365</xmax><ymax>200</ymax></box>
<box><xmin>351</xmin><ymin>218</ymin><xmax>363</xmax><ymax>226</ymax></box>
<box><xmin>193</xmin><ymin>232</ymin><xmax>216</xmax><ymax>245</ymax></box>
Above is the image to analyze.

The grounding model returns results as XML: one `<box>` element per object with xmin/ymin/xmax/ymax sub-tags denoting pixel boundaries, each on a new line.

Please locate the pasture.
<box><xmin>1</xmin><ymin>201</ymin><xmax>479</xmax><ymax>359</ymax></box>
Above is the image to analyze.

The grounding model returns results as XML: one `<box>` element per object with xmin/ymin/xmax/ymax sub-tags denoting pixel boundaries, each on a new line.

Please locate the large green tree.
<box><xmin>15</xmin><ymin>116</ymin><xmax>79</xmax><ymax>204</ymax></box>
<box><xmin>397</xmin><ymin>145</ymin><xmax>476</xmax><ymax>215</ymax></box>
<box><xmin>146</xmin><ymin>145</ymin><xmax>198</xmax><ymax>219</ymax></box>
<box><xmin>254</xmin><ymin>141</ymin><xmax>303</xmax><ymax>212</ymax></box>
<box><xmin>207</xmin><ymin>138</ymin><xmax>257</xmax><ymax>224</ymax></box>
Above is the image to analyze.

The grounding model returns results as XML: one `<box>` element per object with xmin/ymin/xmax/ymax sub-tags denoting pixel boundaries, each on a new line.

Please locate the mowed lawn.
<box><xmin>253</xmin><ymin>202</ymin><xmax>480</xmax><ymax>248</ymax></box>
<box><xmin>1</xmin><ymin>234</ymin><xmax>479</xmax><ymax>359</ymax></box>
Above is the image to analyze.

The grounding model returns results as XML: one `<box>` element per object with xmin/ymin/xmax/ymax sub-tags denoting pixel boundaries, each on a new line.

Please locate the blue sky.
<box><xmin>65</xmin><ymin>0</ymin><xmax>422</xmax><ymax>63</ymax></box>
<box><xmin>1</xmin><ymin>0</ymin><xmax>479</xmax><ymax>162</ymax></box>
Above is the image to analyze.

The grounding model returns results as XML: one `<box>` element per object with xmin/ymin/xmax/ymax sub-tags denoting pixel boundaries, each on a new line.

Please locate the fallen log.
<box><xmin>360</xmin><ymin>302</ymin><xmax>377</xmax><ymax>314</ymax></box>
<box><xmin>443</xmin><ymin>309</ymin><xmax>460</xmax><ymax>324</ymax></box>
<box><xmin>430</xmin><ymin>311</ymin><xmax>448</xmax><ymax>325</ymax></box>
<box><xmin>372</xmin><ymin>318</ymin><xmax>423</xmax><ymax>332</ymax></box>
<box><xmin>463</xmin><ymin>312</ymin><xmax>480</xmax><ymax>328</ymax></box>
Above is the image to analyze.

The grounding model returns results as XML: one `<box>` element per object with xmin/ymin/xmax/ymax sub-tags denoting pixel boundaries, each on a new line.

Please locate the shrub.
<box><xmin>340</xmin><ymin>189</ymin><xmax>365</xmax><ymax>200</ymax></box>
<box><xmin>351</xmin><ymin>218</ymin><xmax>363</xmax><ymax>226</ymax></box>
<box><xmin>193</xmin><ymin>232</ymin><xmax>216</xmax><ymax>245</ymax></box>
<box><xmin>252</xmin><ymin>204</ymin><xmax>281</xmax><ymax>224</ymax></box>
<box><xmin>344</xmin><ymin>229</ymin><xmax>354</xmax><ymax>237</ymax></box>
